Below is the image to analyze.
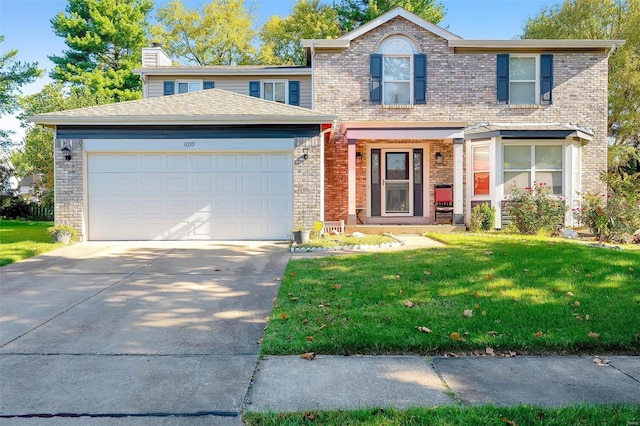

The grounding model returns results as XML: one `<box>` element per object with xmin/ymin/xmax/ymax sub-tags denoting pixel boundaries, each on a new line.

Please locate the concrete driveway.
<box><xmin>0</xmin><ymin>241</ymin><xmax>289</xmax><ymax>424</ymax></box>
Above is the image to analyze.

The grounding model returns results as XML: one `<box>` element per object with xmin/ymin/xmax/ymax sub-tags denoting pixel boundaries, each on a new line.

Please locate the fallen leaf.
<box><xmin>331</xmin><ymin>283</ymin><xmax>342</xmax><ymax>289</ymax></box>
<box><xmin>423</xmin><ymin>270</ymin><xmax>432</xmax><ymax>275</ymax></box>
<box><xmin>481</xmin><ymin>311</ymin><xmax>487</xmax><ymax>316</ymax></box>
<box><xmin>416</xmin><ymin>326</ymin><xmax>432</xmax><ymax>333</ymax></box>
<box><xmin>585</xmin><ymin>273</ymin><xmax>593</xmax><ymax>278</ymax></box>
<box><xmin>475</xmin><ymin>304</ymin><xmax>481</xmax><ymax>310</ymax></box>
<box><xmin>463</xmin><ymin>309</ymin><xmax>473</xmax><ymax>318</ymax></box>
<box><xmin>445</xmin><ymin>352</ymin><xmax>459</xmax><ymax>357</ymax></box>
<box><xmin>500</xmin><ymin>351</ymin><xmax>517</xmax><ymax>358</ymax></box>
<box><xmin>278</xmin><ymin>313</ymin><xmax>289</xmax><ymax>320</ymax></box>
<box><xmin>289</xmin><ymin>272</ymin><xmax>297</xmax><ymax>277</ymax></box>
<box><xmin>213</xmin><ymin>267</ymin><xmax>221</xmax><ymax>271</ymax></box>
<box><xmin>488</xmin><ymin>330</ymin><xmax>499</xmax><ymax>337</ymax></box>
<box><xmin>585</xmin><ymin>314</ymin><xmax>590</xmax><ymax>321</ymax></box>
<box><xmin>257</xmin><ymin>337</ymin><xmax>263</xmax><ymax>344</ymax></box>
<box><xmin>473</xmin><ymin>291</ymin><xmax>480</xmax><ymax>298</ymax></box>
<box><xmin>264</xmin><ymin>316</ymin><xmax>271</xmax><ymax>322</ymax></box>
<box><xmin>588</xmin><ymin>331</ymin><xmax>600</xmax><ymax>339</ymax></box>
<box><xmin>501</xmin><ymin>417</ymin><xmax>518</xmax><ymax>426</ymax></box>
<box><xmin>319</xmin><ymin>323</ymin><xmax>327</xmax><ymax>330</ymax></box>
<box><xmin>486</xmin><ymin>274</ymin><xmax>493</xmax><ymax>280</ymax></box>
<box><xmin>535</xmin><ymin>331</ymin><xmax>543</xmax><ymax>338</ymax></box>
<box><xmin>573</xmin><ymin>314</ymin><xmax>583</xmax><ymax>321</ymax></box>
<box><xmin>399</xmin><ymin>289</ymin><xmax>403</xmax><ymax>295</ymax></box>
<box><xmin>573</xmin><ymin>301</ymin><xmax>581</xmax><ymax>307</ymax></box>
<box><xmin>486</xmin><ymin>347</ymin><xmax>495</xmax><ymax>356</ymax></box>
<box><xmin>483</xmin><ymin>251</ymin><xmax>493</xmax><ymax>256</ymax></box>
<box><xmin>273</xmin><ymin>277</ymin><xmax>282</xmax><ymax>281</ymax></box>
<box><xmin>566</xmin><ymin>291</ymin><xmax>574</xmax><ymax>296</ymax></box>
<box><xmin>629</xmin><ymin>267</ymin><xmax>634</xmax><ymax>272</ymax></box>
<box><xmin>302</xmin><ymin>319</ymin><xmax>309</xmax><ymax>324</ymax></box>
<box><xmin>300</xmin><ymin>352</ymin><xmax>316</xmax><ymax>360</ymax></box>
<box><xmin>290</xmin><ymin>297</ymin><xmax>299</xmax><ymax>302</ymax></box>
<box><xmin>395</xmin><ymin>273</ymin><xmax>401</xmax><ymax>279</ymax></box>
<box><xmin>450</xmin><ymin>332</ymin><xmax>466</xmax><ymax>341</ymax></box>
<box><xmin>328</xmin><ymin>276</ymin><xmax>335</xmax><ymax>280</ymax></box>
<box><xmin>473</xmin><ymin>350</ymin><xmax>482</xmax><ymax>357</ymax></box>
<box><xmin>593</xmin><ymin>357</ymin><xmax>611</xmax><ymax>366</ymax></box>
<box><xmin>303</xmin><ymin>412</ymin><xmax>315</xmax><ymax>420</ymax></box>
<box><xmin>523</xmin><ymin>268</ymin><xmax>529</xmax><ymax>272</ymax></box>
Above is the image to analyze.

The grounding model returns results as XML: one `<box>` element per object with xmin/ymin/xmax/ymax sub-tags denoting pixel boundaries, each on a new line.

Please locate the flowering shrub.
<box><xmin>505</xmin><ymin>182</ymin><xmax>567</xmax><ymax>235</ymax></box>
<box><xmin>470</xmin><ymin>202</ymin><xmax>495</xmax><ymax>232</ymax></box>
<box><xmin>575</xmin><ymin>191</ymin><xmax>640</xmax><ymax>243</ymax></box>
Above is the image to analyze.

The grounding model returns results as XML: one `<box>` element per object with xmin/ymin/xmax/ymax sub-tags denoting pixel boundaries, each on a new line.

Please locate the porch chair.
<box><xmin>434</xmin><ymin>184</ymin><xmax>454</xmax><ymax>224</ymax></box>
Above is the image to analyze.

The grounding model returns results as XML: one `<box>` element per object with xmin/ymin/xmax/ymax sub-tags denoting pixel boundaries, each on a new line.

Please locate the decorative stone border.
<box><xmin>290</xmin><ymin>233</ymin><xmax>405</xmax><ymax>253</ymax></box>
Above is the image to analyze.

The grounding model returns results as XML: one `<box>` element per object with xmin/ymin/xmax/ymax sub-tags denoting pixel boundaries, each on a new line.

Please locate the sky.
<box><xmin>0</xmin><ymin>0</ymin><xmax>559</xmax><ymax>146</ymax></box>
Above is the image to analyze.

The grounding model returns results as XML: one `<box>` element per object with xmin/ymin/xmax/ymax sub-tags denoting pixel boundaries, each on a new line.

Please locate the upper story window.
<box><xmin>370</xmin><ymin>36</ymin><xmax>426</xmax><ymax>106</ymax></box>
<box><xmin>163</xmin><ymin>80</ymin><xmax>214</xmax><ymax>96</ymax></box>
<box><xmin>249</xmin><ymin>80</ymin><xmax>300</xmax><ymax>106</ymax></box>
<box><xmin>262</xmin><ymin>80</ymin><xmax>287</xmax><ymax>104</ymax></box>
<box><xmin>497</xmin><ymin>54</ymin><xmax>553</xmax><ymax>106</ymax></box>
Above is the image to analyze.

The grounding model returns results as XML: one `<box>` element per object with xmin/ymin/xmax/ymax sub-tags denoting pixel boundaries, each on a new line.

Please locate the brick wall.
<box><xmin>54</xmin><ymin>139</ymin><xmax>84</xmax><ymax>239</ymax></box>
<box><xmin>314</xmin><ymin>16</ymin><xmax>609</xmax><ymax>221</ymax></box>
<box><xmin>294</xmin><ymin>135</ymin><xmax>322</xmax><ymax>230</ymax></box>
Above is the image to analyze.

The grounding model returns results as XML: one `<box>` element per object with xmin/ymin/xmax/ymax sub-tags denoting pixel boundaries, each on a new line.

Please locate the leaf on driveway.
<box><xmin>300</xmin><ymin>352</ymin><xmax>316</xmax><ymax>360</ymax></box>
<box><xmin>593</xmin><ymin>357</ymin><xmax>611</xmax><ymax>366</ymax></box>
<box><xmin>416</xmin><ymin>326</ymin><xmax>432</xmax><ymax>333</ymax></box>
<box><xmin>485</xmin><ymin>347</ymin><xmax>495</xmax><ymax>356</ymax></box>
<box><xmin>588</xmin><ymin>331</ymin><xmax>600</xmax><ymax>339</ymax></box>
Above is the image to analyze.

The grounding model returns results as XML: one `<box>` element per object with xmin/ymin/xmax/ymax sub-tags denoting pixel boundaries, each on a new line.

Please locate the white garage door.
<box><xmin>87</xmin><ymin>152</ymin><xmax>293</xmax><ymax>240</ymax></box>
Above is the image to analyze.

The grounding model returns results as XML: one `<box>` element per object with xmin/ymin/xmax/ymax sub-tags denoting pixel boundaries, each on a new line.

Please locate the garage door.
<box><xmin>87</xmin><ymin>152</ymin><xmax>293</xmax><ymax>240</ymax></box>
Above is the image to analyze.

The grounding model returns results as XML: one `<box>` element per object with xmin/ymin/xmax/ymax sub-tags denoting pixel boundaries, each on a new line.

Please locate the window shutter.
<box><xmin>203</xmin><ymin>81</ymin><xmax>215</xmax><ymax>90</ymax></box>
<box><xmin>289</xmin><ymin>80</ymin><xmax>300</xmax><ymax>106</ymax></box>
<box><xmin>370</xmin><ymin>54</ymin><xmax>382</xmax><ymax>104</ymax></box>
<box><xmin>249</xmin><ymin>81</ymin><xmax>260</xmax><ymax>98</ymax></box>
<box><xmin>163</xmin><ymin>81</ymin><xmax>175</xmax><ymax>96</ymax></box>
<box><xmin>540</xmin><ymin>54</ymin><xmax>553</xmax><ymax>105</ymax></box>
<box><xmin>414</xmin><ymin>54</ymin><xmax>427</xmax><ymax>104</ymax></box>
<box><xmin>496</xmin><ymin>54</ymin><xmax>509</xmax><ymax>104</ymax></box>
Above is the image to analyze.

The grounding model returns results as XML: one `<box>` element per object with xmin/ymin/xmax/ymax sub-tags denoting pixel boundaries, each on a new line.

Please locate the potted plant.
<box><xmin>292</xmin><ymin>222</ymin><xmax>310</xmax><ymax>244</ymax></box>
<box><xmin>47</xmin><ymin>224</ymin><xmax>76</xmax><ymax>243</ymax></box>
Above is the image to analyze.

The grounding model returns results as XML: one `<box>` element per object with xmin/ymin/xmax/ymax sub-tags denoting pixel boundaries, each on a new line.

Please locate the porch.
<box><xmin>345</xmin><ymin>224</ymin><xmax>466</xmax><ymax>234</ymax></box>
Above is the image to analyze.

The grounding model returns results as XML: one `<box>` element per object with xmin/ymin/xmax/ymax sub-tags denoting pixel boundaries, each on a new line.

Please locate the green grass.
<box><xmin>296</xmin><ymin>234</ymin><xmax>396</xmax><ymax>248</ymax></box>
<box><xmin>243</xmin><ymin>405</ymin><xmax>640</xmax><ymax>425</ymax></box>
<box><xmin>261</xmin><ymin>233</ymin><xmax>640</xmax><ymax>355</ymax></box>
<box><xmin>0</xmin><ymin>220</ymin><xmax>64</xmax><ymax>266</ymax></box>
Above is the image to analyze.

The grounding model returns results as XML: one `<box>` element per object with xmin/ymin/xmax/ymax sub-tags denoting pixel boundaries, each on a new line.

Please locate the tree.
<box><xmin>258</xmin><ymin>0</ymin><xmax>341</xmax><ymax>65</ymax></box>
<box><xmin>0</xmin><ymin>35</ymin><xmax>43</xmax><ymax>149</ymax></box>
<box><xmin>15</xmin><ymin>83</ymin><xmax>112</xmax><ymax>204</ymax></box>
<box><xmin>522</xmin><ymin>0</ymin><xmax>640</xmax><ymax>175</ymax></box>
<box><xmin>333</xmin><ymin>0</ymin><xmax>445</xmax><ymax>32</ymax></box>
<box><xmin>151</xmin><ymin>0</ymin><xmax>256</xmax><ymax>65</ymax></box>
<box><xmin>49</xmin><ymin>0</ymin><xmax>153</xmax><ymax>101</ymax></box>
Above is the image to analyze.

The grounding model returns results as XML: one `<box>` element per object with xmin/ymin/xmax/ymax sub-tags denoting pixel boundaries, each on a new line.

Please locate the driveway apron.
<box><xmin>0</xmin><ymin>241</ymin><xmax>289</xmax><ymax>423</ymax></box>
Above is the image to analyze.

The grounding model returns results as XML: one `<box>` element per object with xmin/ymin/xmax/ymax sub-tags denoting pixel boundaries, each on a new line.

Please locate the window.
<box><xmin>504</xmin><ymin>145</ymin><xmax>563</xmax><ymax>195</ymax></box>
<box><xmin>497</xmin><ymin>54</ymin><xmax>553</xmax><ymax>105</ymax></box>
<box><xmin>370</xmin><ymin>36</ymin><xmax>426</xmax><ymax>105</ymax></box>
<box><xmin>178</xmin><ymin>81</ymin><xmax>202</xmax><ymax>94</ymax></box>
<box><xmin>472</xmin><ymin>146</ymin><xmax>490</xmax><ymax>196</ymax></box>
<box><xmin>163</xmin><ymin>80</ymin><xmax>214</xmax><ymax>96</ymax></box>
<box><xmin>262</xmin><ymin>81</ymin><xmax>286</xmax><ymax>104</ymax></box>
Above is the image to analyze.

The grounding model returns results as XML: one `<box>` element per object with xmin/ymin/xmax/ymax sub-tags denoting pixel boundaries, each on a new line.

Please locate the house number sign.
<box><xmin>184</xmin><ymin>141</ymin><xmax>196</xmax><ymax>148</ymax></box>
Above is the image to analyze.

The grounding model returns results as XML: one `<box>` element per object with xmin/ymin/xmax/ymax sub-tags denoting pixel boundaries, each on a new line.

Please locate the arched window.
<box><xmin>380</xmin><ymin>37</ymin><xmax>415</xmax><ymax>105</ymax></box>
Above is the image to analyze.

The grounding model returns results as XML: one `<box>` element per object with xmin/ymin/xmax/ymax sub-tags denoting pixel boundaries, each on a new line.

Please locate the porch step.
<box><xmin>345</xmin><ymin>225</ymin><xmax>466</xmax><ymax>235</ymax></box>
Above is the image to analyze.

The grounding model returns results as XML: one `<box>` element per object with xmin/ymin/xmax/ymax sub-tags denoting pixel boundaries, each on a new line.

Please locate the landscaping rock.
<box><xmin>351</xmin><ymin>232</ymin><xmax>365</xmax><ymax>238</ymax></box>
<box><xmin>561</xmin><ymin>228</ymin><xmax>579</xmax><ymax>239</ymax></box>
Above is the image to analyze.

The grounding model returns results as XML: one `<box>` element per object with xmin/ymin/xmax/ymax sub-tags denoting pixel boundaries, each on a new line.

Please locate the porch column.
<box><xmin>347</xmin><ymin>138</ymin><xmax>357</xmax><ymax>225</ymax></box>
<box><xmin>453</xmin><ymin>138</ymin><xmax>464</xmax><ymax>225</ymax></box>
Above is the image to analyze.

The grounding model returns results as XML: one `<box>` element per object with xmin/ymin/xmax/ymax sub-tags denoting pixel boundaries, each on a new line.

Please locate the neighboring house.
<box><xmin>18</xmin><ymin>174</ymin><xmax>42</xmax><ymax>200</ymax></box>
<box><xmin>30</xmin><ymin>8</ymin><xmax>623</xmax><ymax>241</ymax></box>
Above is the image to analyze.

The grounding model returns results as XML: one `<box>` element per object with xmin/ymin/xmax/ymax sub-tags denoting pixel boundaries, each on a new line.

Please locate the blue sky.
<box><xmin>0</xmin><ymin>0</ymin><xmax>559</xmax><ymax>143</ymax></box>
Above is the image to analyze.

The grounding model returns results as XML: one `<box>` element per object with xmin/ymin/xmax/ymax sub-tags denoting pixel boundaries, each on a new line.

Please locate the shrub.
<box><xmin>506</xmin><ymin>182</ymin><xmax>567</xmax><ymax>235</ymax></box>
<box><xmin>0</xmin><ymin>195</ymin><xmax>29</xmax><ymax>219</ymax></box>
<box><xmin>576</xmin><ymin>191</ymin><xmax>640</xmax><ymax>243</ymax></box>
<box><xmin>46</xmin><ymin>224</ymin><xmax>77</xmax><ymax>242</ymax></box>
<box><xmin>470</xmin><ymin>202</ymin><xmax>495</xmax><ymax>232</ymax></box>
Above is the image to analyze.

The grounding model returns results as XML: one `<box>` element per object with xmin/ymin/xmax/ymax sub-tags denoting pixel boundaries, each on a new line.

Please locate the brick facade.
<box><xmin>294</xmin><ymin>135</ymin><xmax>322</xmax><ymax>230</ymax></box>
<box><xmin>54</xmin><ymin>139</ymin><xmax>84</xmax><ymax>239</ymax></box>
<box><xmin>314</xmin><ymin>17</ymin><xmax>609</xmax><ymax>223</ymax></box>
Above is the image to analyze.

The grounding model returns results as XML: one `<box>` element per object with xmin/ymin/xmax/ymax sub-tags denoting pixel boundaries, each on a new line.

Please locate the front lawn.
<box><xmin>244</xmin><ymin>405</ymin><xmax>640</xmax><ymax>426</ymax></box>
<box><xmin>0</xmin><ymin>220</ymin><xmax>63</xmax><ymax>266</ymax></box>
<box><xmin>261</xmin><ymin>233</ymin><xmax>640</xmax><ymax>355</ymax></box>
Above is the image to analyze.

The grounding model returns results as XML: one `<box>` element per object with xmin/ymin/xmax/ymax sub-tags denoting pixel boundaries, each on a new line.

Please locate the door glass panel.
<box><xmin>385</xmin><ymin>182</ymin><xmax>410</xmax><ymax>213</ymax></box>
<box><xmin>535</xmin><ymin>145</ymin><xmax>562</xmax><ymax>169</ymax></box>
<box><xmin>371</xmin><ymin>151</ymin><xmax>380</xmax><ymax>184</ymax></box>
<box><xmin>413</xmin><ymin>151</ymin><xmax>422</xmax><ymax>184</ymax></box>
<box><xmin>504</xmin><ymin>146</ymin><xmax>531</xmax><ymax>169</ymax></box>
<box><xmin>386</xmin><ymin>153</ymin><xmax>409</xmax><ymax>180</ymax></box>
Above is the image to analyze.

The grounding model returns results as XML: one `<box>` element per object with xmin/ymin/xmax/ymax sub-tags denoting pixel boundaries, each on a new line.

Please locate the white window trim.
<box><xmin>261</xmin><ymin>79</ymin><xmax>289</xmax><ymax>104</ymax></box>
<box><xmin>509</xmin><ymin>55</ymin><xmax>540</xmax><ymax>105</ymax></box>
<box><xmin>471</xmin><ymin>144</ymin><xmax>492</xmax><ymax>198</ymax></box>
<box><xmin>501</xmin><ymin>141</ymin><xmax>564</xmax><ymax>196</ymax></box>
<box><xmin>176</xmin><ymin>80</ymin><xmax>203</xmax><ymax>94</ymax></box>
<box><xmin>378</xmin><ymin>35</ymin><xmax>416</xmax><ymax>106</ymax></box>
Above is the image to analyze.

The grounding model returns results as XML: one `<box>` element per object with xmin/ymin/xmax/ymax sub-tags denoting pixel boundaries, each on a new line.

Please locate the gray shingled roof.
<box><xmin>465</xmin><ymin>123</ymin><xmax>594</xmax><ymax>140</ymax></box>
<box><xmin>30</xmin><ymin>89</ymin><xmax>335</xmax><ymax>127</ymax></box>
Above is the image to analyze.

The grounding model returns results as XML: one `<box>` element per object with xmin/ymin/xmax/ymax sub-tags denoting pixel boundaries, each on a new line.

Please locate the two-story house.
<box><xmin>31</xmin><ymin>8</ymin><xmax>623</xmax><ymax>241</ymax></box>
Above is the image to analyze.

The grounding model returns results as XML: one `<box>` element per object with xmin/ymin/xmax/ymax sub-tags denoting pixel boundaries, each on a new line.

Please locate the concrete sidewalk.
<box><xmin>245</xmin><ymin>355</ymin><xmax>640</xmax><ymax>412</ymax></box>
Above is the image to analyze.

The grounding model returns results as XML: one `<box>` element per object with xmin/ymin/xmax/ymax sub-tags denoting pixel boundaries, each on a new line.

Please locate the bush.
<box><xmin>506</xmin><ymin>182</ymin><xmax>567</xmax><ymax>236</ymax></box>
<box><xmin>46</xmin><ymin>224</ymin><xmax>77</xmax><ymax>242</ymax></box>
<box><xmin>470</xmin><ymin>202</ymin><xmax>495</xmax><ymax>232</ymax></box>
<box><xmin>576</xmin><ymin>191</ymin><xmax>640</xmax><ymax>243</ymax></box>
<box><xmin>0</xmin><ymin>195</ymin><xmax>29</xmax><ymax>219</ymax></box>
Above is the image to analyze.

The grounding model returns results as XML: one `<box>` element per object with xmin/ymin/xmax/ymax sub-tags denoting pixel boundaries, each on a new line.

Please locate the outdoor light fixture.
<box><xmin>435</xmin><ymin>152</ymin><xmax>443</xmax><ymax>165</ymax></box>
<box><xmin>61</xmin><ymin>146</ymin><xmax>72</xmax><ymax>161</ymax></box>
<box><xmin>302</xmin><ymin>147</ymin><xmax>309</xmax><ymax>159</ymax></box>
<box><xmin>356</xmin><ymin>152</ymin><xmax>362</xmax><ymax>164</ymax></box>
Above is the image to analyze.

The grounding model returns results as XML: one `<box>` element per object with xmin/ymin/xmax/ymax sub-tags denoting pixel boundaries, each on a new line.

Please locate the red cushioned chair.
<box><xmin>434</xmin><ymin>184</ymin><xmax>454</xmax><ymax>224</ymax></box>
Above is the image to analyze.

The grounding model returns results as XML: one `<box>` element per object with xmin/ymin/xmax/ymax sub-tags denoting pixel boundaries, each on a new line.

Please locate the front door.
<box><xmin>370</xmin><ymin>148</ymin><xmax>423</xmax><ymax>218</ymax></box>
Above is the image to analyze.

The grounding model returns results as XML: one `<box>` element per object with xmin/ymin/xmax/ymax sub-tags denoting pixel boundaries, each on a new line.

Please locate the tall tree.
<box><xmin>15</xmin><ymin>84</ymin><xmax>112</xmax><ymax>204</ymax></box>
<box><xmin>152</xmin><ymin>0</ymin><xmax>256</xmax><ymax>65</ymax></box>
<box><xmin>49</xmin><ymin>0</ymin><xmax>153</xmax><ymax>101</ymax></box>
<box><xmin>258</xmin><ymin>0</ymin><xmax>341</xmax><ymax>65</ymax></box>
<box><xmin>0</xmin><ymin>36</ymin><xmax>42</xmax><ymax>149</ymax></box>
<box><xmin>522</xmin><ymin>0</ymin><xmax>640</xmax><ymax>174</ymax></box>
<box><xmin>333</xmin><ymin>0</ymin><xmax>445</xmax><ymax>32</ymax></box>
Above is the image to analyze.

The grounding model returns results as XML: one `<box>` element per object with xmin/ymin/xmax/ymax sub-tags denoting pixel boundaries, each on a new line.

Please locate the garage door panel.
<box><xmin>88</xmin><ymin>152</ymin><xmax>292</xmax><ymax>240</ymax></box>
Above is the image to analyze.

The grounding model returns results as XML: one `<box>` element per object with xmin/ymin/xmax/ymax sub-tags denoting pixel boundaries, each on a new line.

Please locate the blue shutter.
<box><xmin>249</xmin><ymin>81</ymin><xmax>260</xmax><ymax>98</ymax></box>
<box><xmin>496</xmin><ymin>54</ymin><xmax>509</xmax><ymax>104</ymax></box>
<box><xmin>203</xmin><ymin>81</ymin><xmax>215</xmax><ymax>90</ymax></box>
<box><xmin>540</xmin><ymin>54</ymin><xmax>553</xmax><ymax>105</ymax></box>
<box><xmin>163</xmin><ymin>81</ymin><xmax>175</xmax><ymax>96</ymax></box>
<box><xmin>370</xmin><ymin>54</ymin><xmax>382</xmax><ymax>104</ymax></box>
<box><xmin>414</xmin><ymin>54</ymin><xmax>427</xmax><ymax>104</ymax></box>
<box><xmin>289</xmin><ymin>80</ymin><xmax>300</xmax><ymax>106</ymax></box>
